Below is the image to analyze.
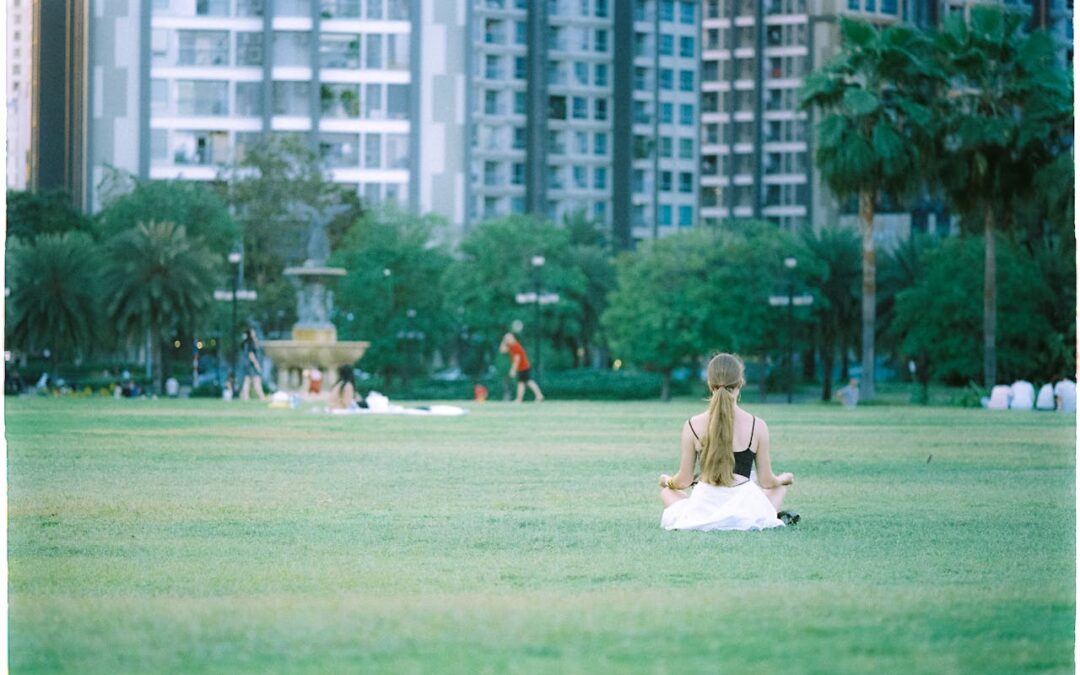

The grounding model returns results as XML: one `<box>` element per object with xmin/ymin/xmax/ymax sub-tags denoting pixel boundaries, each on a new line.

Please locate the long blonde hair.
<box><xmin>698</xmin><ymin>353</ymin><xmax>746</xmax><ymax>487</ymax></box>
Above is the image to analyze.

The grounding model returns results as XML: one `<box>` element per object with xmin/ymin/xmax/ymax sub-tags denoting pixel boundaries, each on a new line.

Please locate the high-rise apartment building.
<box><xmin>7</xmin><ymin>0</ymin><xmax>33</xmax><ymax>189</ymax></box>
<box><xmin>700</xmin><ymin>0</ymin><xmax>814</xmax><ymax>231</ymax></box>
<box><xmin>465</xmin><ymin>0</ymin><xmax>698</xmax><ymax>248</ymax></box>
<box><xmin>85</xmin><ymin>0</ymin><xmax>414</xmax><ymax>212</ymax></box>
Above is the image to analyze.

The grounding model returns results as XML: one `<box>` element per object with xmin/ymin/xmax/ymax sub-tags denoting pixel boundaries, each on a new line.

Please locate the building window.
<box><xmin>485</xmin><ymin>90</ymin><xmax>501</xmax><ymax>115</ymax></box>
<box><xmin>151</xmin><ymin>79</ymin><xmax>169</xmax><ymax>115</ymax></box>
<box><xmin>365</xmin><ymin>134</ymin><xmax>382</xmax><ymax>168</ymax></box>
<box><xmin>320</xmin><ymin>34</ymin><xmax>360</xmax><ymax>69</ymax></box>
<box><xmin>514</xmin><ymin>91</ymin><xmax>527</xmax><ymax>115</ymax></box>
<box><xmin>515</xmin><ymin>56</ymin><xmax>527</xmax><ymax>79</ymax></box>
<box><xmin>273</xmin><ymin>32</ymin><xmax>311</xmax><ymax>67</ymax></box>
<box><xmin>660</xmin><ymin>171</ymin><xmax>672</xmax><ymax>191</ymax></box>
<box><xmin>679</xmin><ymin>103</ymin><xmax>693</xmax><ymax>125</ymax></box>
<box><xmin>237</xmin><ymin>32</ymin><xmax>263</xmax><ymax>66</ymax></box>
<box><xmin>660</xmin><ymin>103</ymin><xmax>673</xmax><ymax>124</ymax></box>
<box><xmin>549</xmin><ymin>95</ymin><xmax>567</xmax><ymax>119</ymax></box>
<box><xmin>595</xmin><ymin>0</ymin><xmax>608</xmax><ymax>17</ymax></box>
<box><xmin>679</xmin><ymin>172</ymin><xmax>693</xmax><ymax>193</ymax></box>
<box><xmin>573</xmin><ymin>165</ymin><xmax>588</xmax><ymax>189</ymax></box>
<box><xmin>594</xmin><ymin>98</ymin><xmax>608</xmax><ymax>120</ymax></box>
<box><xmin>486</xmin><ymin>55</ymin><xmax>502</xmax><ymax>79</ymax></box>
<box><xmin>594</xmin><ymin>29</ymin><xmax>608</xmax><ymax>52</ymax></box>
<box><xmin>659</xmin><ymin>68</ymin><xmax>673</xmax><ymax>90</ymax></box>
<box><xmin>679</xmin><ymin>36</ymin><xmax>694</xmax><ymax>58</ymax></box>
<box><xmin>512</xmin><ymin>162</ymin><xmax>525</xmax><ymax>185</ymax></box>
<box><xmin>679</xmin><ymin>138</ymin><xmax>693</xmax><ymax>159</ymax></box>
<box><xmin>680</xmin><ymin>0</ymin><xmax>694</xmax><ymax>24</ymax></box>
<box><xmin>515</xmin><ymin>21</ymin><xmax>527</xmax><ymax>45</ymax></box>
<box><xmin>176</xmin><ymin>80</ymin><xmax>229</xmax><ymax>115</ymax></box>
<box><xmin>660</xmin><ymin>137</ymin><xmax>673</xmax><ymax>158</ymax></box>
<box><xmin>659</xmin><ymin>0</ymin><xmax>674</xmax><ymax>22</ymax></box>
<box><xmin>238</xmin><ymin>82</ymin><xmax>265</xmax><ymax>117</ymax></box>
<box><xmin>513</xmin><ymin>127</ymin><xmax>527</xmax><ymax>149</ymax></box>
<box><xmin>365</xmin><ymin>33</ymin><xmax>383</xmax><ymax>68</ymax></box>
<box><xmin>594</xmin><ymin>63</ymin><xmax>608</xmax><ymax>87</ymax></box>
<box><xmin>319</xmin><ymin>133</ymin><xmax>360</xmax><ymax>168</ymax></box>
<box><xmin>386</xmin><ymin>84</ymin><xmax>409</xmax><ymax>119</ymax></box>
<box><xmin>679</xmin><ymin>205</ymin><xmax>693</xmax><ymax>227</ymax></box>
<box><xmin>178</xmin><ymin>30</ymin><xmax>229</xmax><ymax>66</ymax></box>
<box><xmin>632</xmin><ymin>170</ymin><xmax>645</xmax><ymax>193</ymax></box>
<box><xmin>273</xmin><ymin>81</ymin><xmax>310</xmax><ymax>116</ymax></box>
<box><xmin>679</xmin><ymin>70</ymin><xmax>694</xmax><ymax>91</ymax></box>
<box><xmin>594</xmin><ymin>132</ymin><xmax>607</xmax><ymax>155</ymax></box>
<box><xmin>575</xmin><ymin>131</ymin><xmax>589</xmax><ymax>154</ymax></box>
<box><xmin>594</xmin><ymin>167</ymin><xmax>607</xmax><ymax>190</ymax></box>
<box><xmin>659</xmin><ymin>34</ymin><xmax>673</xmax><ymax>56</ymax></box>
<box><xmin>574</xmin><ymin>61</ymin><xmax>589</xmax><ymax>85</ymax></box>
<box><xmin>659</xmin><ymin>204</ymin><xmax>672</xmax><ymax>226</ymax></box>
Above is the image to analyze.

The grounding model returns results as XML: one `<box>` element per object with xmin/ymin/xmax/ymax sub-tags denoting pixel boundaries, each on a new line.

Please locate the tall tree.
<box><xmin>219</xmin><ymin>135</ymin><xmax>361</xmax><ymax>286</ymax></box>
<box><xmin>801</xmin><ymin>226</ymin><xmax>860</xmax><ymax>401</ymax></box>
<box><xmin>602</xmin><ymin>224</ymin><xmax>800</xmax><ymax>401</ymax></box>
<box><xmin>102</xmin><ymin>222</ymin><xmax>218</xmax><ymax>394</ymax></box>
<box><xmin>331</xmin><ymin>208</ymin><xmax>453</xmax><ymax>386</ymax></box>
<box><xmin>801</xmin><ymin>19</ymin><xmax>937</xmax><ymax>400</ymax></box>
<box><xmin>6</xmin><ymin>190</ymin><xmax>92</xmax><ymax>241</ymax></box>
<box><xmin>443</xmin><ymin>215</ymin><xmax>586</xmax><ymax>373</ymax></box>
<box><xmin>95</xmin><ymin>177</ymin><xmax>238</xmax><ymax>256</ymax></box>
<box><xmin>932</xmin><ymin>6</ymin><xmax>1073</xmax><ymax>387</ymax></box>
<box><xmin>890</xmin><ymin>235</ymin><xmax>1056</xmax><ymax>388</ymax></box>
<box><xmin>6</xmin><ymin>232</ymin><xmax>101</xmax><ymax>368</ymax></box>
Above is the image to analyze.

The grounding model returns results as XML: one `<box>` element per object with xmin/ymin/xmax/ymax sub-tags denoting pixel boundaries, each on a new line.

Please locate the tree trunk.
<box><xmin>983</xmin><ymin>205</ymin><xmax>997</xmax><ymax>389</ymax></box>
<box><xmin>660</xmin><ymin>370</ymin><xmax>671</xmax><ymax>402</ymax></box>
<box><xmin>152</xmin><ymin>335</ymin><xmax>164</xmax><ymax>395</ymax></box>
<box><xmin>821</xmin><ymin>319</ymin><xmax>836</xmax><ymax>402</ymax></box>
<box><xmin>859</xmin><ymin>190</ymin><xmax>877</xmax><ymax>401</ymax></box>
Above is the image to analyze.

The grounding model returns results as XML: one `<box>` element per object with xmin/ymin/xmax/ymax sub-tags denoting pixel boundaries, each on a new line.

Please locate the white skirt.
<box><xmin>661</xmin><ymin>481</ymin><xmax>784</xmax><ymax>531</ymax></box>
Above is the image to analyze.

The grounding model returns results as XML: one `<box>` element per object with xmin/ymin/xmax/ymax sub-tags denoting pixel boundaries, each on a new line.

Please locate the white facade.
<box><xmin>6</xmin><ymin>0</ymin><xmax>33</xmax><ymax>189</ymax></box>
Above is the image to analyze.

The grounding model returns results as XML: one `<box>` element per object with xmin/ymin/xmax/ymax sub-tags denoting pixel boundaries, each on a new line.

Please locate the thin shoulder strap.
<box><xmin>747</xmin><ymin>416</ymin><xmax>757</xmax><ymax>446</ymax></box>
<box><xmin>687</xmin><ymin>417</ymin><xmax>700</xmax><ymax>441</ymax></box>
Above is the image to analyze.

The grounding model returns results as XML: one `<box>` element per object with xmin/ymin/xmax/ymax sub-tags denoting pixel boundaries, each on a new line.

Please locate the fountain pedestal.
<box><xmin>262</xmin><ymin>265</ymin><xmax>369</xmax><ymax>393</ymax></box>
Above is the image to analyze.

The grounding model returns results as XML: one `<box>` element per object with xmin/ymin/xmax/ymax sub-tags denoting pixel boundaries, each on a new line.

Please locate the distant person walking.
<box><xmin>659</xmin><ymin>353</ymin><xmax>796</xmax><ymax>531</ymax></box>
<box><xmin>834</xmin><ymin>378</ymin><xmax>860</xmax><ymax>408</ymax></box>
<box><xmin>239</xmin><ymin>327</ymin><xmax>267</xmax><ymax>401</ymax></box>
<box><xmin>499</xmin><ymin>333</ymin><xmax>544</xmax><ymax>403</ymax></box>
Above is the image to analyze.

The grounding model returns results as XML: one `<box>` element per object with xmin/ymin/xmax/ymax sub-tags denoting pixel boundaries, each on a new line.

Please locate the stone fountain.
<box><xmin>262</xmin><ymin>204</ymin><xmax>369</xmax><ymax>393</ymax></box>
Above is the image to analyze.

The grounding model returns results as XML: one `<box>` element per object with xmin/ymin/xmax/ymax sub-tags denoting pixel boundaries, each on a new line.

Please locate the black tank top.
<box><xmin>688</xmin><ymin>416</ymin><xmax>756</xmax><ymax>479</ymax></box>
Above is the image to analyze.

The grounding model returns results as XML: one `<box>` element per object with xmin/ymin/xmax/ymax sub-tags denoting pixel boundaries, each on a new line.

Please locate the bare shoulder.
<box><xmin>687</xmin><ymin>411</ymin><xmax>709</xmax><ymax>432</ymax></box>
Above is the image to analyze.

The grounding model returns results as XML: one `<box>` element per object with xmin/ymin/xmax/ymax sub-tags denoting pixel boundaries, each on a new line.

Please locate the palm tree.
<box><xmin>6</xmin><ymin>232</ymin><xmax>101</xmax><ymax>370</ymax></box>
<box><xmin>102</xmin><ymin>221</ymin><xmax>218</xmax><ymax>394</ymax></box>
<box><xmin>802</xmin><ymin>227</ymin><xmax>860</xmax><ymax>401</ymax></box>
<box><xmin>800</xmin><ymin>19</ymin><xmax>938</xmax><ymax>401</ymax></box>
<box><xmin>932</xmin><ymin>6</ymin><xmax>1072</xmax><ymax>388</ymax></box>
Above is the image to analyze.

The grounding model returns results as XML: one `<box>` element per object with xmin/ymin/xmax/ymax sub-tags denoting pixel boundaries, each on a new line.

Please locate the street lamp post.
<box><xmin>228</xmin><ymin>250</ymin><xmax>242</xmax><ymax>375</ymax></box>
<box><xmin>784</xmin><ymin>257</ymin><xmax>797</xmax><ymax>404</ymax></box>
<box><xmin>531</xmin><ymin>255</ymin><xmax>545</xmax><ymax>378</ymax></box>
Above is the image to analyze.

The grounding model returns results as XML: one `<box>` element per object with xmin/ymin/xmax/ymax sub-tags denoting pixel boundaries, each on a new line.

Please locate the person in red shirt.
<box><xmin>499</xmin><ymin>332</ymin><xmax>544</xmax><ymax>403</ymax></box>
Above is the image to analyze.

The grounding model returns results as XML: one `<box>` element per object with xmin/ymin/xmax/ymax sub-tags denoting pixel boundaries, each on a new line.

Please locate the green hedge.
<box><xmin>375</xmin><ymin>369</ymin><xmax>695</xmax><ymax>401</ymax></box>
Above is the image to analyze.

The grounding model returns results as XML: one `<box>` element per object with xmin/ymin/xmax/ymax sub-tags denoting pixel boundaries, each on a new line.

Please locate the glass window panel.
<box><xmin>272</xmin><ymin>81</ymin><xmax>311</xmax><ymax>115</ymax></box>
<box><xmin>274</xmin><ymin>32</ymin><xmax>311</xmax><ymax>67</ymax></box>
<box><xmin>320</xmin><ymin>33</ymin><xmax>360</xmax><ymax>69</ymax></box>
<box><xmin>365</xmin><ymin>133</ymin><xmax>382</xmax><ymax>168</ymax></box>
<box><xmin>176</xmin><ymin>80</ymin><xmax>229</xmax><ymax>115</ymax></box>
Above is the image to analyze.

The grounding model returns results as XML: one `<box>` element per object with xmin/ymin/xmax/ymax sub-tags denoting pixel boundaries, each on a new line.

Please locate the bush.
<box><xmin>377</xmin><ymin>369</ymin><xmax>694</xmax><ymax>401</ymax></box>
<box><xmin>191</xmin><ymin>382</ymin><xmax>223</xmax><ymax>398</ymax></box>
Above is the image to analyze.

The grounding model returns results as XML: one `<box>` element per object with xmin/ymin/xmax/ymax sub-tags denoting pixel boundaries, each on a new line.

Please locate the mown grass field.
<box><xmin>6</xmin><ymin>397</ymin><xmax>1076</xmax><ymax>673</ymax></box>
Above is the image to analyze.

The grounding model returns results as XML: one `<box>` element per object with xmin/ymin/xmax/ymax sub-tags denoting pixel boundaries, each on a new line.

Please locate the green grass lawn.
<box><xmin>6</xmin><ymin>397</ymin><xmax>1075</xmax><ymax>674</ymax></box>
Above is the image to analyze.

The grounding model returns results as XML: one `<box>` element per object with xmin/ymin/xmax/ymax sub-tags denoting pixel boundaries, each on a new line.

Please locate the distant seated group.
<box><xmin>982</xmin><ymin>378</ymin><xmax>1075</xmax><ymax>412</ymax></box>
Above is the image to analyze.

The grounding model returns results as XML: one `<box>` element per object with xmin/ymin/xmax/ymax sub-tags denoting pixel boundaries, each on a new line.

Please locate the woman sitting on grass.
<box><xmin>659</xmin><ymin>352</ymin><xmax>798</xmax><ymax>530</ymax></box>
<box><xmin>328</xmin><ymin>364</ymin><xmax>363</xmax><ymax>411</ymax></box>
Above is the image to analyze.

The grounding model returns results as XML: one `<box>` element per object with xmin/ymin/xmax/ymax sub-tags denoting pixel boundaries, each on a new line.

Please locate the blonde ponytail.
<box><xmin>698</xmin><ymin>353</ymin><xmax>746</xmax><ymax>487</ymax></box>
<box><xmin>700</xmin><ymin>386</ymin><xmax>737</xmax><ymax>486</ymax></box>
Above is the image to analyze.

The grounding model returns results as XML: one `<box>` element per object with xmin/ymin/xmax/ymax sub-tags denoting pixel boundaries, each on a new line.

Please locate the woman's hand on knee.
<box><xmin>778</xmin><ymin>472</ymin><xmax>794</xmax><ymax>486</ymax></box>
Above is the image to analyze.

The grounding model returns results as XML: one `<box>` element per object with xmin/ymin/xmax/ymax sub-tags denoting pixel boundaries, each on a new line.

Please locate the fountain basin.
<box><xmin>263</xmin><ymin>339</ymin><xmax>370</xmax><ymax>392</ymax></box>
